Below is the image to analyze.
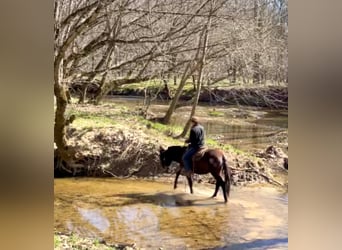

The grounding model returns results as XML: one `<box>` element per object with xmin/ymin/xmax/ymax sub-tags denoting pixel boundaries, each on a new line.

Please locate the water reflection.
<box><xmin>114</xmin><ymin>206</ymin><xmax>163</xmax><ymax>246</ymax></box>
<box><xmin>77</xmin><ymin>208</ymin><xmax>110</xmax><ymax>232</ymax></box>
<box><xmin>205</xmin><ymin>121</ymin><xmax>281</xmax><ymax>152</ymax></box>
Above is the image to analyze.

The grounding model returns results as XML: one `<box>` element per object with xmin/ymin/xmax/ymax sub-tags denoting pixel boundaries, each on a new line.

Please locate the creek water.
<box><xmin>105</xmin><ymin>96</ymin><xmax>288</xmax><ymax>153</ymax></box>
<box><xmin>55</xmin><ymin>178</ymin><xmax>287</xmax><ymax>249</ymax></box>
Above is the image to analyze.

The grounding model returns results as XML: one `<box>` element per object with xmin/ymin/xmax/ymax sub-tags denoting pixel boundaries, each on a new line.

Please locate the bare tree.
<box><xmin>54</xmin><ymin>0</ymin><xmax>288</xmax><ymax>165</ymax></box>
<box><xmin>178</xmin><ymin>0</ymin><xmax>215</xmax><ymax>137</ymax></box>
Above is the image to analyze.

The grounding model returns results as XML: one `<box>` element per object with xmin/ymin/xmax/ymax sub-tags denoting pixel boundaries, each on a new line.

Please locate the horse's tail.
<box><xmin>222</xmin><ymin>155</ymin><xmax>231</xmax><ymax>198</ymax></box>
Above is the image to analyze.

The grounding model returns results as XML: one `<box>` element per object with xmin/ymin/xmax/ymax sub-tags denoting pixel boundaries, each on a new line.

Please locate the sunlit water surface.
<box><xmin>55</xmin><ymin>178</ymin><xmax>287</xmax><ymax>249</ymax></box>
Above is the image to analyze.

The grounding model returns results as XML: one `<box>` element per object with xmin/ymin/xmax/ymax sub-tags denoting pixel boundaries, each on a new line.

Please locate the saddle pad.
<box><xmin>193</xmin><ymin>147</ymin><xmax>208</xmax><ymax>162</ymax></box>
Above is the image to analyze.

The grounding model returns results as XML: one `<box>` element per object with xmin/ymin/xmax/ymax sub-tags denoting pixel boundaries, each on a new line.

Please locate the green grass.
<box><xmin>66</xmin><ymin>108</ymin><xmax>125</xmax><ymax>129</ymax></box>
<box><xmin>54</xmin><ymin>235</ymin><xmax>61</xmax><ymax>248</ymax></box>
<box><xmin>119</xmin><ymin>79</ymin><xmax>196</xmax><ymax>92</ymax></box>
<box><xmin>72</xmin><ymin>115</ymin><xmax>117</xmax><ymax>128</ymax></box>
<box><xmin>117</xmin><ymin>78</ymin><xmax>287</xmax><ymax>92</ymax></box>
<box><xmin>138</xmin><ymin>118</ymin><xmax>183</xmax><ymax>136</ymax></box>
<box><xmin>70</xmin><ymin>233</ymin><xmax>77</xmax><ymax>245</ymax></box>
<box><xmin>206</xmin><ymin>138</ymin><xmax>249</xmax><ymax>156</ymax></box>
<box><xmin>54</xmin><ymin>233</ymin><xmax>117</xmax><ymax>250</ymax></box>
<box><xmin>208</xmin><ymin>110</ymin><xmax>225</xmax><ymax>117</ymax></box>
<box><xmin>120</xmin><ymin>79</ymin><xmax>164</xmax><ymax>90</ymax></box>
<box><xmin>94</xmin><ymin>238</ymin><xmax>100</xmax><ymax>247</ymax></box>
<box><xmin>68</xmin><ymin>112</ymin><xmax>117</xmax><ymax>128</ymax></box>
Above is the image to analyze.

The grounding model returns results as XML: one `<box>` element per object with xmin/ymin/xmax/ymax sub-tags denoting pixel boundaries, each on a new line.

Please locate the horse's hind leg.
<box><xmin>212</xmin><ymin>175</ymin><xmax>227</xmax><ymax>202</ymax></box>
<box><xmin>212</xmin><ymin>182</ymin><xmax>220</xmax><ymax>198</ymax></box>
<box><xmin>220</xmin><ymin>177</ymin><xmax>227</xmax><ymax>202</ymax></box>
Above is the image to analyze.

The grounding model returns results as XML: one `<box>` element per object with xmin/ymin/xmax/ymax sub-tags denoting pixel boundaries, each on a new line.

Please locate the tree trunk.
<box><xmin>54</xmin><ymin>58</ymin><xmax>75</xmax><ymax>162</ymax></box>
<box><xmin>232</xmin><ymin>66</ymin><xmax>236</xmax><ymax>83</ymax></box>
<box><xmin>253</xmin><ymin>0</ymin><xmax>262</xmax><ymax>84</ymax></box>
<box><xmin>162</xmin><ymin>26</ymin><xmax>205</xmax><ymax>124</ymax></box>
<box><xmin>178</xmin><ymin>11</ymin><xmax>212</xmax><ymax>137</ymax></box>
<box><xmin>162</xmin><ymin>63</ymin><xmax>195</xmax><ymax>124</ymax></box>
<box><xmin>192</xmin><ymin>75</ymin><xmax>197</xmax><ymax>91</ymax></box>
<box><xmin>94</xmin><ymin>72</ymin><xmax>109</xmax><ymax>105</ymax></box>
<box><xmin>78</xmin><ymin>84</ymin><xmax>88</xmax><ymax>104</ymax></box>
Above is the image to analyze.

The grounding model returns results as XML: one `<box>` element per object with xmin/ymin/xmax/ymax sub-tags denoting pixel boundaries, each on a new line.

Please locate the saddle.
<box><xmin>192</xmin><ymin>146</ymin><xmax>208</xmax><ymax>162</ymax></box>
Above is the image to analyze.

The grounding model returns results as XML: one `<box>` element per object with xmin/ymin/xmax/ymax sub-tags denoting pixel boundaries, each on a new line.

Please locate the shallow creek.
<box><xmin>105</xmin><ymin>96</ymin><xmax>288</xmax><ymax>153</ymax></box>
<box><xmin>54</xmin><ymin>178</ymin><xmax>287</xmax><ymax>249</ymax></box>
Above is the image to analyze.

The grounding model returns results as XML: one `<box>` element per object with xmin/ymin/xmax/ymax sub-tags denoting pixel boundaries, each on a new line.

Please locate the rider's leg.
<box><xmin>182</xmin><ymin>147</ymin><xmax>196</xmax><ymax>175</ymax></box>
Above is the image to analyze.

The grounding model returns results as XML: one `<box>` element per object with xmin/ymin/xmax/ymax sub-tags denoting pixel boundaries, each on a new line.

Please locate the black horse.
<box><xmin>159</xmin><ymin>145</ymin><xmax>232</xmax><ymax>202</ymax></box>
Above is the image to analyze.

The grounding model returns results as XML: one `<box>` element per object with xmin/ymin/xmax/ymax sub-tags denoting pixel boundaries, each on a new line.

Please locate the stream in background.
<box><xmin>105</xmin><ymin>96</ymin><xmax>288</xmax><ymax>153</ymax></box>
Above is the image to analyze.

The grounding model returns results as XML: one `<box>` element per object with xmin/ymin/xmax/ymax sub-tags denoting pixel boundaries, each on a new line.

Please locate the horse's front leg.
<box><xmin>174</xmin><ymin>168</ymin><xmax>182</xmax><ymax>189</ymax></box>
<box><xmin>187</xmin><ymin>176</ymin><xmax>193</xmax><ymax>194</ymax></box>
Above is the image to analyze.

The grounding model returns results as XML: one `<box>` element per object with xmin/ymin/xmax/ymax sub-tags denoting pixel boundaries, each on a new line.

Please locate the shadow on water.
<box><xmin>57</xmin><ymin>191</ymin><xmax>226</xmax><ymax>208</ymax></box>
<box><xmin>207</xmin><ymin>237</ymin><xmax>288</xmax><ymax>250</ymax></box>
<box><xmin>110</xmin><ymin>192</ymin><xmax>227</xmax><ymax>207</ymax></box>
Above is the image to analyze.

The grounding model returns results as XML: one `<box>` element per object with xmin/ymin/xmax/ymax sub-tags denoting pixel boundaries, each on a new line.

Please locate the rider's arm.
<box><xmin>185</xmin><ymin>128</ymin><xmax>194</xmax><ymax>143</ymax></box>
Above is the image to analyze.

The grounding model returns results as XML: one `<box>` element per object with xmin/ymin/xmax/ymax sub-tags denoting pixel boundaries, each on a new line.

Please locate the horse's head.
<box><xmin>159</xmin><ymin>146</ymin><xmax>173</xmax><ymax>168</ymax></box>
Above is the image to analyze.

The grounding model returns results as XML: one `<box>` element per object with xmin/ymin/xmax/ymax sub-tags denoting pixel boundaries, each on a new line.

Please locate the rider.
<box><xmin>183</xmin><ymin>116</ymin><xmax>205</xmax><ymax>177</ymax></box>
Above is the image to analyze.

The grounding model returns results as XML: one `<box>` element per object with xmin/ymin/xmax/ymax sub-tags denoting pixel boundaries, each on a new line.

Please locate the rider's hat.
<box><xmin>191</xmin><ymin>116</ymin><xmax>200</xmax><ymax>124</ymax></box>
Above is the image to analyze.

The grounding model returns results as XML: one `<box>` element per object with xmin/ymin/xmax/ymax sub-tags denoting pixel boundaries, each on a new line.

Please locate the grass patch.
<box><xmin>138</xmin><ymin>118</ymin><xmax>183</xmax><ymax>136</ymax></box>
<box><xmin>54</xmin><ymin>233</ymin><xmax>118</xmax><ymax>250</ymax></box>
<box><xmin>54</xmin><ymin>235</ymin><xmax>61</xmax><ymax>248</ymax></box>
<box><xmin>70</xmin><ymin>233</ymin><xmax>78</xmax><ymax>245</ymax></box>
<box><xmin>118</xmin><ymin>79</ymin><xmax>196</xmax><ymax>92</ymax></box>
<box><xmin>73</xmin><ymin>116</ymin><xmax>116</xmax><ymax>128</ymax></box>
<box><xmin>66</xmin><ymin>110</ymin><xmax>118</xmax><ymax>129</ymax></box>
<box><xmin>120</xmin><ymin>79</ymin><xmax>164</xmax><ymax>91</ymax></box>
<box><xmin>208</xmin><ymin>110</ymin><xmax>225</xmax><ymax>117</ymax></box>
<box><xmin>94</xmin><ymin>238</ymin><xmax>100</xmax><ymax>247</ymax></box>
<box><xmin>66</xmin><ymin>105</ymin><xmax>135</xmax><ymax>129</ymax></box>
<box><xmin>206</xmin><ymin>138</ymin><xmax>249</xmax><ymax>156</ymax></box>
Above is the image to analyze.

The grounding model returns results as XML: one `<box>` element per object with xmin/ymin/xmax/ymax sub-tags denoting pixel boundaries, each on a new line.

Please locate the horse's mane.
<box><xmin>168</xmin><ymin>145</ymin><xmax>187</xmax><ymax>151</ymax></box>
<box><xmin>165</xmin><ymin>146</ymin><xmax>187</xmax><ymax>162</ymax></box>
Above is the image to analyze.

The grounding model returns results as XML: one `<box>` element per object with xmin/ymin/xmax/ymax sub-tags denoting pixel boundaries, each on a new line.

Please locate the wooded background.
<box><xmin>54</xmin><ymin>0</ymin><xmax>288</xmax><ymax>163</ymax></box>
